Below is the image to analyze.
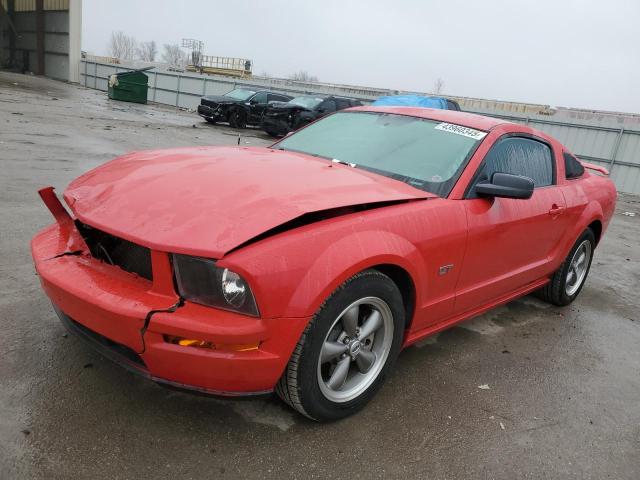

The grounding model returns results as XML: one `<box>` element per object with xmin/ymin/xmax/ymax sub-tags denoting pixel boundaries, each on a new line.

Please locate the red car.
<box><xmin>32</xmin><ymin>107</ymin><xmax>616</xmax><ymax>421</ymax></box>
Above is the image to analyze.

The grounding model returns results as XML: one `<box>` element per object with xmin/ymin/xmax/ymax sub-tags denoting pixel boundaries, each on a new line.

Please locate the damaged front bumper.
<box><xmin>197</xmin><ymin>104</ymin><xmax>225</xmax><ymax>122</ymax></box>
<box><xmin>32</xmin><ymin>190</ymin><xmax>309</xmax><ymax>396</ymax></box>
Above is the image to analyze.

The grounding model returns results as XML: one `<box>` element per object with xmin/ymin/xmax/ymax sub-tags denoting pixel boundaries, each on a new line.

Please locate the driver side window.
<box><xmin>318</xmin><ymin>99</ymin><xmax>337</xmax><ymax>113</ymax></box>
<box><xmin>469</xmin><ymin>137</ymin><xmax>554</xmax><ymax>198</ymax></box>
<box><xmin>250</xmin><ymin>92</ymin><xmax>268</xmax><ymax>104</ymax></box>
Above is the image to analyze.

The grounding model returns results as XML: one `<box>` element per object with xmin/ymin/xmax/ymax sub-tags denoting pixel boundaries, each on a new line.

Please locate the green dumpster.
<box><xmin>108</xmin><ymin>67</ymin><xmax>152</xmax><ymax>104</ymax></box>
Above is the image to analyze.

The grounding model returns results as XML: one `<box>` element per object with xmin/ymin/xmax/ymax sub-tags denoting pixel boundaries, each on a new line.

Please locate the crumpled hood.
<box><xmin>201</xmin><ymin>95</ymin><xmax>239</xmax><ymax>105</ymax></box>
<box><xmin>267</xmin><ymin>102</ymin><xmax>309</xmax><ymax>112</ymax></box>
<box><xmin>64</xmin><ymin>146</ymin><xmax>432</xmax><ymax>258</ymax></box>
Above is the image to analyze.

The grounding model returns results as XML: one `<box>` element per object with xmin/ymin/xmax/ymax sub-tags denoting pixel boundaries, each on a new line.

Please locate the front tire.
<box><xmin>537</xmin><ymin>228</ymin><xmax>596</xmax><ymax>306</ymax></box>
<box><xmin>276</xmin><ymin>269</ymin><xmax>405</xmax><ymax>421</ymax></box>
<box><xmin>228</xmin><ymin>108</ymin><xmax>247</xmax><ymax>129</ymax></box>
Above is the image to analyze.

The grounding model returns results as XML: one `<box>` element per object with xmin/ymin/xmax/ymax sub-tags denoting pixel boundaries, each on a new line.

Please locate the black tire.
<box><xmin>228</xmin><ymin>108</ymin><xmax>247</xmax><ymax>129</ymax></box>
<box><xmin>275</xmin><ymin>269</ymin><xmax>405</xmax><ymax>422</ymax></box>
<box><xmin>536</xmin><ymin>228</ymin><xmax>596</xmax><ymax>306</ymax></box>
<box><xmin>204</xmin><ymin>118</ymin><xmax>216</xmax><ymax>124</ymax></box>
<box><xmin>264</xmin><ymin>130</ymin><xmax>280</xmax><ymax>138</ymax></box>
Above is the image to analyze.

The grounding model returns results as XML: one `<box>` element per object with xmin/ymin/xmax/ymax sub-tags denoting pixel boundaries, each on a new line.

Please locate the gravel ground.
<box><xmin>1</xmin><ymin>71</ymin><xmax>638</xmax><ymax>479</ymax></box>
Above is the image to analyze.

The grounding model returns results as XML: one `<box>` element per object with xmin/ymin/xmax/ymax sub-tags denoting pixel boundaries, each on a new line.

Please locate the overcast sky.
<box><xmin>82</xmin><ymin>0</ymin><xmax>639</xmax><ymax>113</ymax></box>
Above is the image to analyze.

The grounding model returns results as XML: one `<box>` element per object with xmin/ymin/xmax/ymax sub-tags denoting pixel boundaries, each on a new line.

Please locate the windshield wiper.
<box><xmin>331</xmin><ymin>158</ymin><xmax>357</xmax><ymax>168</ymax></box>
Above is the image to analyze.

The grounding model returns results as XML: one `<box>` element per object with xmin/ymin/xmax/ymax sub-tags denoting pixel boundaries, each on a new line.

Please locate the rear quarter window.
<box><xmin>564</xmin><ymin>152</ymin><xmax>585</xmax><ymax>179</ymax></box>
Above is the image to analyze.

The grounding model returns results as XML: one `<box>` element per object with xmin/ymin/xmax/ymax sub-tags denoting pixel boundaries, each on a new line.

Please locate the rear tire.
<box><xmin>536</xmin><ymin>228</ymin><xmax>596</xmax><ymax>306</ymax></box>
<box><xmin>276</xmin><ymin>269</ymin><xmax>405</xmax><ymax>422</ymax></box>
<box><xmin>265</xmin><ymin>130</ymin><xmax>280</xmax><ymax>138</ymax></box>
<box><xmin>205</xmin><ymin>118</ymin><xmax>216</xmax><ymax>124</ymax></box>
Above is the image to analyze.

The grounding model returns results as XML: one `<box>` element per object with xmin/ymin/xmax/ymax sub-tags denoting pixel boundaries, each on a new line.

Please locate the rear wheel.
<box><xmin>537</xmin><ymin>228</ymin><xmax>595</xmax><ymax>306</ymax></box>
<box><xmin>276</xmin><ymin>269</ymin><xmax>405</xmax><ymax>421</ymax></box>
<box><xmin>205</xmin><ymin>118</ymin><xmax>216</xmax><ymax>124</ymax></box>
<box><xmin>264</xmin><ymin>130</ymin><xmax>280</xmax><ymax>138</ymax></box>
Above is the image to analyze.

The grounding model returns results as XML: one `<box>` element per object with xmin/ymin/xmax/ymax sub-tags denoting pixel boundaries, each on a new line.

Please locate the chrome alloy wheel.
<box><xmin>565</xmin><ymin>239</ymin><xmax>592</xmax><ymax>296</ymax></box>
<box><xmin>317</xmin><ymin>297</ymin><xmax>394</xmax><ymax>403</ymax></box>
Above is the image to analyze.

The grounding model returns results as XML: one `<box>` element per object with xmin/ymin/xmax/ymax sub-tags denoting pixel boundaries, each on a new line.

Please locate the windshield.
<box><xmin>224</xmin><ymin>88</ymin><xmax>257</xmax><ymax>101</ymax></box>
<box><xmin>289</xmin><ymin>96</ymin><xmax>324</xmax><ymax>109</ymax></box>
<box><xmin>273</xmin><ymin>111</ymin><xmax>485</xmax><ymax>196</ymax></box>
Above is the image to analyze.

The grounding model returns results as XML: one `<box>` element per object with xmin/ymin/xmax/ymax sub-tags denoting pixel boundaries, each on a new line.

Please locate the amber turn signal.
<box><xmin>163</xmin><ymin>335</ymin><xmax>259</xmax><ymax>352</ymax></box>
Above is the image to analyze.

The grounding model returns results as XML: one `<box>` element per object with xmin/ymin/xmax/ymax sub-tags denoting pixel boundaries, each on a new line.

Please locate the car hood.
<box><xmin>268</xmin><ymin>102</ymin><xmax>311</xmax><ymax>112</ymax></box>
<box><xmin>201</xmin><ymin>95</ymin><xmax>240</xmax><ymax>104</ymax></box>
<box><xmin>63</xmin><ymin>146</ymin><xmax>433</xmax><ymax>258</ymax></box>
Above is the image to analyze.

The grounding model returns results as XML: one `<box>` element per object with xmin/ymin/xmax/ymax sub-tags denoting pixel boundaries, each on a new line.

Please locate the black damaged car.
<box><xmin>197</xmin><ymin>88</ymin><xmax>293</xmax><ymax>128</ymax></box>
<box><xmin>261</xmin><ymin>95</ymin><xmax>363</xmax><ymax>137</ymax></box>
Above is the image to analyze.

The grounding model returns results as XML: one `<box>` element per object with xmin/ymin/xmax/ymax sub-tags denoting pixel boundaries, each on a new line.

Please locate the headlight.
<box><xmin>172</xmin><ymin>254</ymin><xmax>259</xmax><ymax>317</ymax></box>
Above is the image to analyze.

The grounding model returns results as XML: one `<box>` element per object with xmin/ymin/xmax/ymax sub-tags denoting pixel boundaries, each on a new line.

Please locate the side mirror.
<box><xmin>475</xmin><ymin>172</ymin><xmax>534</xmax><ymax>199</ymax></box>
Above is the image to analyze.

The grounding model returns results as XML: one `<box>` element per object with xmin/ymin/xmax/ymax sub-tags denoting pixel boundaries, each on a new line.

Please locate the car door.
<box><xmin>454</xmin><ymin>135</ymin><xmax>569</xmax><ymax>314</ymax></box>
<box><xmin>334</xmin><ymin>98</ymin><xmax>352</xmax><ymax>112</ymax></box>
<box><xmin>314</xmin><ymin>99</ymin><xmax>337</xmax><ymax>120</ymax></box>
<box><xmin>248</xmin><ymin>92</ymin><xmax>269</xmax><ymax>124</ymax></box>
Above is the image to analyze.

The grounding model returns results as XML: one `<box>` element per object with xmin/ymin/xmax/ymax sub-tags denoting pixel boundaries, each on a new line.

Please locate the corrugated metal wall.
<box><xmin>1</xmin><ymin>0</ymin><xmax>72</xmax><ymax>79</ymax></box>
<box><xmin>1</xmin><ymin>0</ymin><xmax>69</xmax><ymax>11</ymax></box>
<box><xmin>79</xmin><ymin>59</ymin><xmax>640</xmax><ymax>194</ymax></box>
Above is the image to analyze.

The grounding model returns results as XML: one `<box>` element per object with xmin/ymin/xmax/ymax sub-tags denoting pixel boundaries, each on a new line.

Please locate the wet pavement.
<box><xmin>1</xmin><ymin>72</ymin><xmax>639</xmax><ymax>479</ymax></box>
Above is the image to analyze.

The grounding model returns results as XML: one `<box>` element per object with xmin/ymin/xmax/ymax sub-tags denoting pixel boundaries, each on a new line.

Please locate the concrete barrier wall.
<box><xmin>80</xmin><ymin>60</ymin><xmax>640</xmax><ymax>194</ymax></box>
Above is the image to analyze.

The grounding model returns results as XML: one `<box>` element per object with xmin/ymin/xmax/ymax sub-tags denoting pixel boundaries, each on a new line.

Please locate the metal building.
<box><xmin>0</xmin><ymin>0</ymin><xmax>81</xmax><ymax>82</ymax></box>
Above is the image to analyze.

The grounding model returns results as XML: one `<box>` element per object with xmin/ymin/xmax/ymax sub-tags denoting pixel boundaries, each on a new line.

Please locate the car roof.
<box><xmin>329</xmin><ymin>96</ymin><xmax>360</xmax><ymax>101</ymax></box>
<box><xmin>295</xmin><ymin>94</ymin><xmax>359</xmax><ymax>101</ymax></box>
<box><xmin>348</xmin><ymin>106</ymin><xmax>508</xmax><ymax>131</ymax></box>
<box><xmin>250</xmin><ymin>90</ymin><xmax>291</xmax><ymax>95</ymax></box>
<box><xmin>293</xmin><ymin>94</ymin><xmax>328</xmax><ymax>99</ymax></box>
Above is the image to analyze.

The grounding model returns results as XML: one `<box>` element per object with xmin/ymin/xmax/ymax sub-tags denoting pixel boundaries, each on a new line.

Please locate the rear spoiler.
<box><xmin>580</xmin><ymin>161</ymin><xmax>609</xmax><ymax>176</ymax></box>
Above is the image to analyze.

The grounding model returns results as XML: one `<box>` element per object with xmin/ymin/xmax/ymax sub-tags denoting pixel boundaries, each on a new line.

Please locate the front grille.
<box><xmin>75</xmin><ymin>221</ymin><xmax>153</xmax><ymax>280</ymax></box>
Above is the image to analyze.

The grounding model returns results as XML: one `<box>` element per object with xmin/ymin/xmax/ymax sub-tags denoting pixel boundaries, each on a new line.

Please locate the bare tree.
<box><xmin>162</xmin><ymin>44</ymin><xmax>187</xmax><ymax>66</ymax></box>
<box><xmin>288</xmin><ymin>70</ymin><xmax>319</xmax><ymax>82</ymax></box>
<box><xmin>137</xmin><ymin>41</ymin><xmax>158</xmax><ymax>62</ymax></box>
<box><xmin>108</xmin><ymin>31</ymin><xmax>137</xmax><ymax>60</ymax></box>
<box><xmin>433</xmin><ymin>77</ymin><xmax>445</xmax><ymax>95</ymax></box>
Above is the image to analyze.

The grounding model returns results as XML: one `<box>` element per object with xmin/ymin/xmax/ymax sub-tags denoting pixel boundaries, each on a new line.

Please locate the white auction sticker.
<box><xmin>435</xmin><ymin>122</ymin><xmax>487</xmax><ymax>140</ymax></box>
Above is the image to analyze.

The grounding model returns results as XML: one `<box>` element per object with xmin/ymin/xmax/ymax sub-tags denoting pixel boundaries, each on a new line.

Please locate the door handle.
<box><xmin>548</xmin><ymin>204</ymin><xmax>565</xmax><ymax>216</ymax></box>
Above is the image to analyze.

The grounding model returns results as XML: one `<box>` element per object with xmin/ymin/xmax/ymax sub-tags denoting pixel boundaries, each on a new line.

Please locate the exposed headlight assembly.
<box><xmin>172</xmin><ymin>254</ymin><xmax>259</xmax><ymax>317</ymax></box>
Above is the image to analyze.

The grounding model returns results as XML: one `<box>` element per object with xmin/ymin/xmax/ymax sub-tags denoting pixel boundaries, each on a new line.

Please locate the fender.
<box><xmin>220</xmin><ymin>198</ymin><xmax>466</xmax><ymax>321</ymax></box>
<box><xmin>285</xmin><ymin>230</ymin><xmax>426</xmax><ymax>319</ymax></box>
<box><xmin>551</xmin><ymin>199</ymin><xmax>604</xmax><ymax>272</ymax></box>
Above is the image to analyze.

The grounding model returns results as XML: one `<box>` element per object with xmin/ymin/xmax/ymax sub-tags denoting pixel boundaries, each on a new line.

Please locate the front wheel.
<box><xmin>276</xmin><ymin>269</ymin><xmax>405</xmax><ymax>421</ymax></box>
<box><xmin>228</xmin><ymin>108</ymin><xmax>247</xmax><ymax>129</ymax></box>
<box><xmin>537</xmin><ymin>228</ymin><xmax>596</xmax><ymax>306</ymax></box>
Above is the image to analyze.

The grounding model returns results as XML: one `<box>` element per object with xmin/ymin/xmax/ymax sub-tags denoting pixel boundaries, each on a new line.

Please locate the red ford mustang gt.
<box><xmin>32</xmin><ymin>107</ymin><xmax>616</xmax><ymax>421</ymax></box>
